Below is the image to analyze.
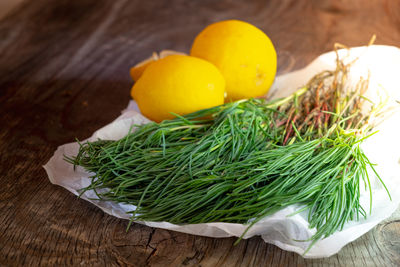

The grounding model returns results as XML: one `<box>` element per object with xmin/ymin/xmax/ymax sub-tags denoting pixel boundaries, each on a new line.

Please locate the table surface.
<box><xmin>1</xmin><ymin>0</ymin><xmax>400</xmax><ymax>266</ymax></box>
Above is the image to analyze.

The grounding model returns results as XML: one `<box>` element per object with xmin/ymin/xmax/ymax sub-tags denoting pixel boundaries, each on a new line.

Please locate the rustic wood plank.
<box><xmin>1</xmin><ymin>0</ymin><xmax>400</xmax><ymax>266</ymax></box>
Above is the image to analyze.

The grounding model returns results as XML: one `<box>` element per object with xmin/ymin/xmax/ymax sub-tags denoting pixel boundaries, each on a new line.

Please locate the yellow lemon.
<box><xmin>129</xmin><ymin>51</ymin><xmax>186</xmax><ymax>82</ymax></box>
<box><xmin>130</xmin><ymin>60</ymin><xmax>154</xmax><ymax>82</ymax></box>
<box><xmin>190</xmin><ymin>20</ymin><xmax>277</xmax><ymax>101</ymax></box>
<box><xmin>131</xmin><ymin>55</ymin><xmax>225</xmax><ymax>122</ymax></box>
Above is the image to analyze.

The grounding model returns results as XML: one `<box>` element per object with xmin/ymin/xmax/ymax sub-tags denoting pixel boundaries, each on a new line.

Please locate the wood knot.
<box><xmin>376</xmin><ymin>220</ymin><xmax>400</xmax><ymax>263</ymax></box>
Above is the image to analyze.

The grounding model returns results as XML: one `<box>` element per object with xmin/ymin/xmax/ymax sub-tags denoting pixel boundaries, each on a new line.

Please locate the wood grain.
<box><xmin>1</xmin><ymin>0</ymin><xmax>400</xmax><ymax>266</ymax></box>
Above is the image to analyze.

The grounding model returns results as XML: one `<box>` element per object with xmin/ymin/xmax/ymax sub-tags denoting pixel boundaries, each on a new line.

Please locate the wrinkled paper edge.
<box><xmin>44</xmin><ymin>45</ymin><xmax>400</xmax><ymax>258</ymax></box>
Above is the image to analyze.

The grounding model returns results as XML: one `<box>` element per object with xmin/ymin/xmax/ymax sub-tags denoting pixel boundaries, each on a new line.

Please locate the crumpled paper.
<box><xmin>44</xmin><ymin>45</ymin><xmax>400</xmax><ymax>258</ymax></box>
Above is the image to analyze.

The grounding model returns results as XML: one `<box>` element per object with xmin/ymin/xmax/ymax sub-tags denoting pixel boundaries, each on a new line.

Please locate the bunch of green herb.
<box><xmin>66</xmin><ymin>45</ymin><xmax>391</xmax><ymax>252</ymax></box>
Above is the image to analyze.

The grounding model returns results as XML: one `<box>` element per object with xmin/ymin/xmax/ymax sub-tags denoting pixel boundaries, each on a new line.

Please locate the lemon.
<box><xmin>130</xmin><ymin>57</ymin><xmax>155</xmax><ymax>82</ymax></box>
<box><xmin>129</xmin><ymin>51</ymin><xmax>186</xmax><ymax>82</ymax></box>
<box><xmin>131</xmin><ymin>55</ymin><xmax>225</xmax><ymax>122</ymax></box>
<box><xmin>190</xmin><ymin>20</ymin><xmax>277</xmax><ymax>101</ymax></box>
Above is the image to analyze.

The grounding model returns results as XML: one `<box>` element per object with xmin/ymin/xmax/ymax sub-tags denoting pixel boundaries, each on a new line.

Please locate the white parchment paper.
<box><xmin>44</xmin><ymin>45</ymin><xmax>400</xmax><ymax>258</ymax></box>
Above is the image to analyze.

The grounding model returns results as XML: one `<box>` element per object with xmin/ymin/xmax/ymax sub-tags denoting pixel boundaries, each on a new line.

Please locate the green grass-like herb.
<box><xmin>65</xmin><ymin>49</ymin><xmax>391</xmax><ymax>254</ymax></box>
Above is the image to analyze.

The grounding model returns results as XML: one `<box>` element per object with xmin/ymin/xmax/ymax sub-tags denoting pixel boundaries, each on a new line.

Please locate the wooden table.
<box><xmin>1</xmin><ymin>0</ymin><xmax>400</xmax><ymax>265</ymax></box>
